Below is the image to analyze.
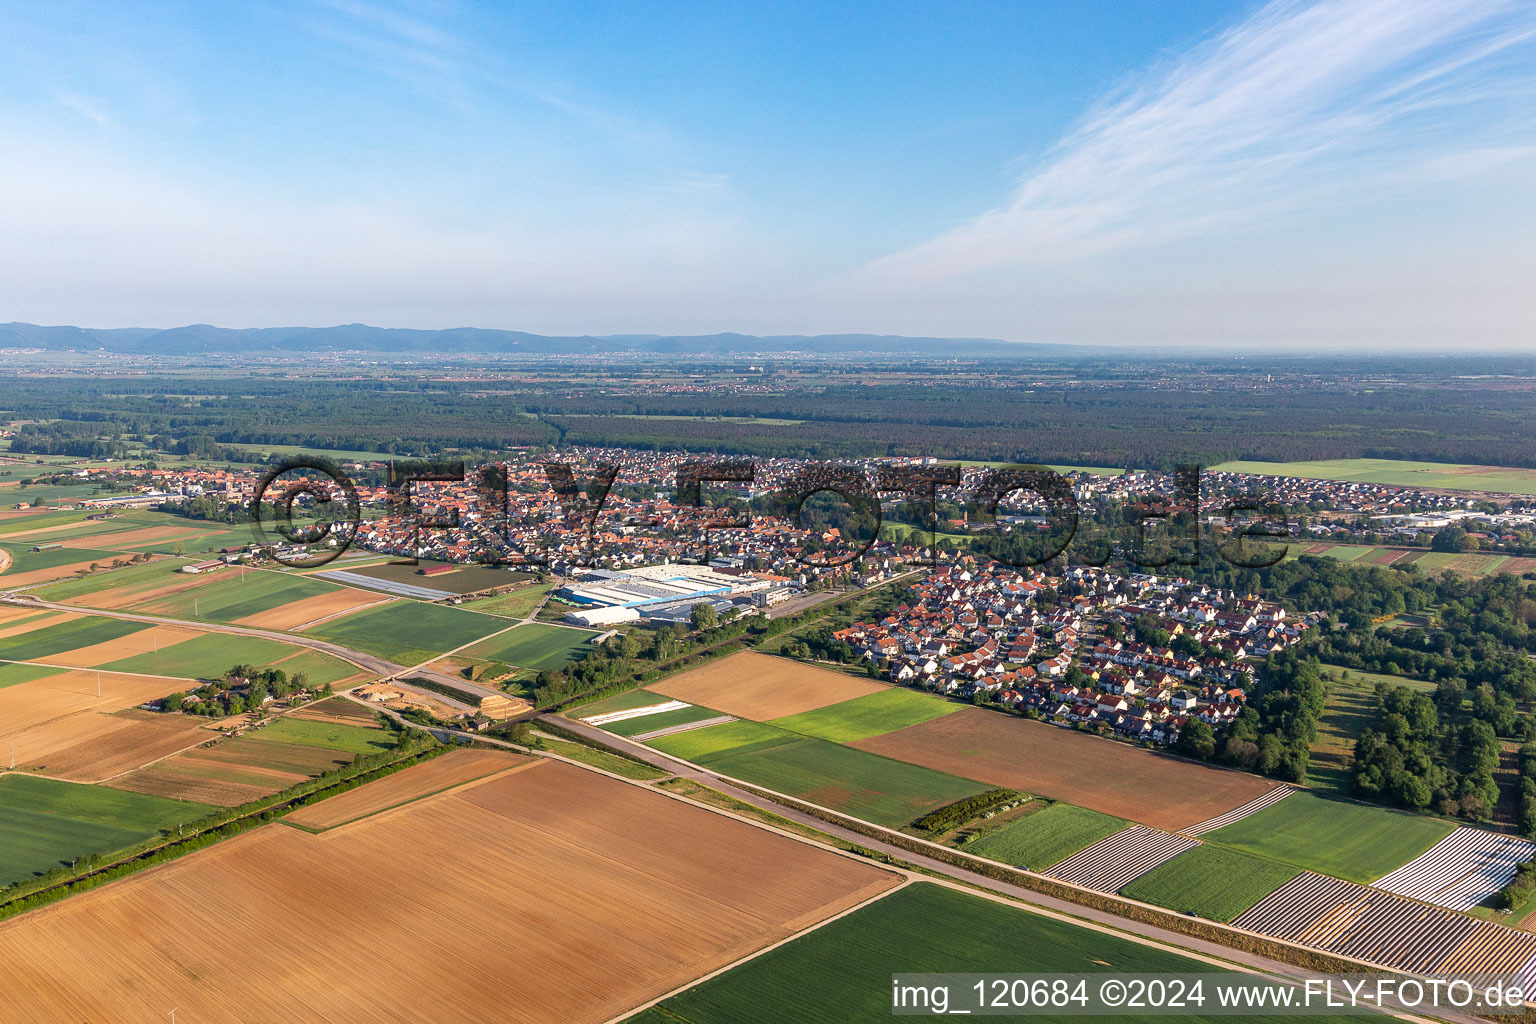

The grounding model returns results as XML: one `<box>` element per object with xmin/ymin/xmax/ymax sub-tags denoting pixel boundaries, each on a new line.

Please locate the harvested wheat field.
<box><xmin>0</xmin><ymin>758</ymin><xmax>899</xmax><ymax>1023</ymax></box>
<box><xmin>8</xmin><ymin>710</ymin><xmax>211</xmax><ymax>782</ymax></box>
<box><xmin>0</xmin><ymin>669</ymin><xmax>182</xmax><ymax>736</ymax></box>
<box><xmin>109</xmin><ymin>745</ymin><xmax>306</xmax><ymax>806</ymax></box>
<box><xmin>74</xmin><ymin>525</ymin><xmax>214</xmax><ymax>550</ymax></box>
<box><xmin>0</xmin><ymin>610</ymin><xmax>76</xmax><ymax>639</ymax></box>
<box><xmin>0</xmin><ymin>558</ymin><xmax>105</xmax><ymax>588</ymax></box>
<box><xmin>61</xmin><ymin>572</ymin><xmax>215</xmax><ymax>611</ymax></box>
<box><xmin>40</xmin><ymin>624</ymin><xmax>202</xmax><ymax>669</ymax></box>
<box><xmin>286</xmin><ymin>749</ymin><xmax>534</xmax><ymax>830</ymax></box>
<box><xmin>0</xmin><ymin>668</ymin><xmax>204</xmax><ymax>781</ymax></box>
<box><xmin>647</xmin><ymin>650</ymin><xmax>888</xmax><ymax>720</ymax></box>
<box><xmin>233</xmin><ymin>589</ymin><xmax>390</xmax><ymax>631</ymax></box>
<box><xmin>853</xmin><ymin>708</ymin><xmax>1280</xmax><ymax>832</ymax></box>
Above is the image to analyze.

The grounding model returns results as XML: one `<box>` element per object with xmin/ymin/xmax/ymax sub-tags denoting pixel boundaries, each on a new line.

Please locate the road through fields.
<box><xmin>0</xmin><ymin>594</ymin><xmax>499</xmax><ymax>714</ymax></box>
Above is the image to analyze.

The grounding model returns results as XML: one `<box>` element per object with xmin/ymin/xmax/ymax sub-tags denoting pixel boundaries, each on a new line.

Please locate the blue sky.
<box><xmin>1</xmin><ymin>0</ymin><xmax>1533</xmax><ymax>347</ymax></box>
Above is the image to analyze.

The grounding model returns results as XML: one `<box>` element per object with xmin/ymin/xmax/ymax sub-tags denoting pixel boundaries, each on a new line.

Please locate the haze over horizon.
<box><xmin>2</xmin><ymin>0</ymin><xmax>1533</xmax><ymax>349</ymax></box>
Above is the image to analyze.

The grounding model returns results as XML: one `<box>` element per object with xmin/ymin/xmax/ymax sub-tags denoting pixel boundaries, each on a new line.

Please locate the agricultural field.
<box><xmin>264</xmin><ymin>648</ymin><xmax>365</xmax><ymax>687</ymax></box>
<box><xmin>135</xmin><ymin>568</ymin><xmax>342</xmax><ymax>624</ymax></box>
<box><xmin>647</xmin><ymin>651</ymin><xmax>888</xmax><ymax>720</ymax></box>
<box><xmin>1044</xmin><ymin>826</ymin><xmax>1200</xmax><ymax>893</ymax></box>
<box><xmin>98</xmin><ymin>632</ymin><xmax>299</xmax><ymax>680</ymax></box>
<box><xmin>1202</xmin><ymin>790</ymin><xmax>1456</xmax><ymax>883</ymax></box>
<box><xmin>1120</xmin><ymin>845</ymin><xmax>1302</xmax><ymax>922</ymax></box>
<box><xmin>459</xmin><ymin>621</ymin><xmax>595</xmax><ymax>671</ymax></box>
<box><xmin>1210</xmin><ymin>457</ymin><xmax>1536</xmax><ymax>495</ymax></box>
<box><xmin>1235</xmin><ymin>871</ymin><xmax>1536</xmax><ymax>981</ymax></box>
<box><xmin>0</xmin><ymin>758</ymin><xmax>899</xmax><ymax>1023</ymax></box>
<box><xmin>630</xmin><ymin>881</ymin><xmax>1357</xmax><ymax>1024</ymax></box>
<box><xmin>852</xmin><ymin>707</ymin><xmax>1280</xmax><ymax>832</ymax></box>
<box><xmin>963</xmin><ymin>803</ymin><xmax>1128</xmax><ymax>870</ymax></box>
<box><xmin>325</xmin><ymin>559</ymin><xmax>532</xmax><ymax>596</ymax></box>
<box><xmin>305</xmin><ymin>599</ymin><xmax>508</xmax><ymax>665</ymax></box>
<box><xmin>647</xmin><ymin>718</ymin><xmax>988</xmax><ymax>827</ymax></box>
<box><xmin>284</xmin><ymin>748</ymin><xmax>533</xmax><ymax>830</ymax></box>
<box><xmin>29</xmin><ymin>556</ymin><xmax>194</xmax><ymax>604</ymax></box>
<box><xmin>245</xmin><ymin>716</ymin><xmax>394</xmax><ymax>756</ymax></box>
<box><xmin>766</xmin><ymin>687</ymin><xmax>962</xmax><ymax>743</ymax></box>
<box><xmin>460</xmin><ymin>582</ymin><xmax>553</xmax><ymax>618</ymax></box>
<box><xmin>0</xmin><ymin>774</ymin><xmax>213</xmax><ymax>887</ymax></box>
<box><xmin>1281</xmin><ymin>542</ymin><xmax>1535</xmax><ymax>577</ymax></box>
<box><xmin>230</xmin><ymin>588</ymin><xmax>390</xmax><ymax>631</ymax></box>
<box><xmin>601</xmin><ymin>703</ymin><xmax>726</xmax><ymax>738</ymax></box>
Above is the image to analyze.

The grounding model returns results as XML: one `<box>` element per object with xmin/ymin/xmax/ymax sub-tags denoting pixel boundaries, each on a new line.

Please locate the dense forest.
<box><xmin>7</xmin><ymin>359</ymin><xmax>1536</xmax><ymax>468</ymax></box>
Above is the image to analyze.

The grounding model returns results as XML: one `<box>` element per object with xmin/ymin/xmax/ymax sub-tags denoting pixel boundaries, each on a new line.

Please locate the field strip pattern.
<box><xmin>1232</xmin><ymin>871</ymin><xmax>1536</xmax><ymax>990</ymax></box>
<box><xmin>1182</xmin><ymin>786</ymin><xmax>1294</xmax><ymax>835</ymax></box>
<box><xmin>1044</xmin><ymin>825</ymin><xmax>1201</xmax><ymax>892</ymax></box>
<box><xmin>631</xmin><ymin>715</ymin><xmax>736</xmax><ymax>742</ymax></box>
<box><xmin>1371</xmin><ymin>827</ymin><xmax>1536</xmax><ymax>911</ymax></box>
<box><xmin>315</xmin><ymin>570</ymin><xmax>455</xmax><ymax>600</ymax></box>
<box><xmin>583</xmin><ymin>700</ymin><xmax>691</xmax><ymax>726</ymax></box>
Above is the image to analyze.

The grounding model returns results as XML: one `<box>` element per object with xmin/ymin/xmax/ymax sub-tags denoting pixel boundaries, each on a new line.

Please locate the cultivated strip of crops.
<box><xmin>1233</xmin><ymin>871</ymin><xmax>1536</xmax><ymax>991</ymax></box>
<box><xmin>1044</xmin><ymin>825</ymin><xmax>1200</xmax><ymax>893</ymax></box>
<box><xmin>1371</xmin><ymin>827</ymin><xmax>1536</xmax><ymax>911</ymax></box>
<box><xmin>1183</xmin><ymin>785</ymin><xmax>1293</xmax><ymax>835</ymax></box>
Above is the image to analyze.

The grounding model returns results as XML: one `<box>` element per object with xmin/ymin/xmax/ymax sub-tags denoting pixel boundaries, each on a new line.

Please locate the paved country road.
<box><xmin>549</xmin><ymin>715</ymin><xmax>1482</xmax><ymax>1024</ymax></box>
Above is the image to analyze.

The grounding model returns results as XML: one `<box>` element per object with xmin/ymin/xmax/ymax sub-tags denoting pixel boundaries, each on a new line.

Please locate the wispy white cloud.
<box><xmin>865</xmin><ymin>0</ymin><xmax>1536</xmax><ymax>284</ymax></box>
<box><xmin>53</xmin><ymin>91</ymin><xmax>116</xmax><ymax>131</ymax></box>
<box><xmin>305</xmin><ymin>0</ymin><xmax>670</xmax><ymax>148</ymax></box>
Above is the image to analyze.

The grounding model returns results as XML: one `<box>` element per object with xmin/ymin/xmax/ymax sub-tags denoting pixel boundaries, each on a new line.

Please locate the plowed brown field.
<box><xmin>285</xmin><ymin>749</ymin><xmax>534</xmax><ymax>830</ymax></box>
<box><xmin>0</xmin><ymin>559</ymin><xmax>104</xmax><ymax>587</ymax></box>
<box><xmin>233</xmin><ymin>590</ymin><xmax>389</xmax><ymax>630</ymax></box>
<box><xmin>0</xmin><ymin>758</ymin><xmax>899</xmax><ymax>1023</ymax></box>
<box><xmin>61</xmin><ymin>572</ymin><xmax>215</xmax><ymax>611</ymax></box>
<box><xmin>41</xmin><ymin>624</ymin><xmax>200</xmax><ymax>668</ymax></box>
<box><xmin>852</xmin><ymin>707</ymin><xmax>1279</xmax><ymax>831</ymax></box>
<box><xmin>0</xmin><ymin>610</ymin><xmax>75</xmax><ymax>639</ymax></box>
<box><xmin>0</xmin><ymin>670</ymin><xmax>202</xmax><ymax>780</ymax></box>
<box><xmin>648</xmin><ymin>650</ymin><xmax>887</xmax><ymax>720</ymax></box>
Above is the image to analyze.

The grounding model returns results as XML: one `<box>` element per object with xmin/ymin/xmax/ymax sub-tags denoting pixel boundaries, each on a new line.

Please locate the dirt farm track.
<box><xmin>0</xmin><ymin>758</ymin><xmax>898</xmax><ymax>1023</ymax></box>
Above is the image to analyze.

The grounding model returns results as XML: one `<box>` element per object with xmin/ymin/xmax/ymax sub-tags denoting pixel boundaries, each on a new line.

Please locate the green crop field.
<box><xmin>0</xmin><ymin>662</ymin><xmax>64</xmax><ymax>688</ymax></box>
<box><xmin>1209</xmin><ymin>458</ymin><xmax>1536</xmax><ymax>495</ymax></box>
<box><xmin>460</xmin><ymin>583</ymin><xmax>553</xmax><ymax>619</ymax></box>
<box><xmin>630</xmin><ymin>882</ymin><xmax>1359</xmax><ymax>1024</ymax></box>
<box><xmin>30</xmin><ymin>557</ymin><xmax>193</xmax><ymax>601</ymax></box>
<box><xmin>268</xmin><ymin>649</ymin><xmax>361</xmax><ymax>686</ymax></box>
<box><xmin>573</xmin><ymin>687</ymin><xmax>679</xmax><ymax>718</ymax></box>
<box><xmin>0</xmin><ymin>509</ymin><xmax>96</xmax><ymax>535</ymax></box>
<box><xmin>647</xmin><ymin>719</ymin><xmax>987</xmax><ymax>826</ymax></box>
<box><xmin>0</xmin><ymin>774</ymin><xmax>214</xmax><ymax>887</ymax></box>
<box><xmin>144</xmin><ymin>569</ymin><xmax>338</xmax><ymax>623</ymax></box>
<box><xmin>768</xmin><ymin>688</ymin><xmax>962</xmax><ymax>743</ymax></box>
<box><xmin>305</xmin><ymin>600</ymin><xmax>508</xmax><ymax>664</ymax></box>
<box><xmin>0</xmin><ymin>541</ymin><xmax>120</xmax><ymax>575</ymax></box>
<box><xmin>336</xmin><ymin>560</ymin><xmax>532</xmax><ymax>595</ymax></box>
<box><xmin>0</xmin><ymin>616</ymin><xmax>148</xmax><ymax>662</ymax></box>
<box><xmin>246</xmin><ymin>717</ymin><xmax>393</xmax><ymax>755</ymax></box>
<box><xmin>963</xmin><ymin>803</ymin><xmax>1128</xmax><ymax>870</ymax></box>
<box><xmin>1120</xmin><ymin>845</ymin><xmax>1301</xmax><ymax>922</ymax></box>
<box><xmin>645</xmin><ymin>719</ymin><xmax>795</xmax><ymax>762</ymax></box>
<box><xmin>1203</xmin><ymin>791</ymin><xmax>1455</xmax><ymax>883</ymax></box>
<box><xmin>460</xmin><ymin>622</ymin><xmax>595</xmax><ymax>671</ymax></box>
<box><xmin>101</xmin><ymin>633</ymin><xmax>300</xmax><ymax>680</ymax></box>
<box><xmin>600</xmin><ymin>704</ymin><xmax>724</xmax><ymax>737</ymax></box>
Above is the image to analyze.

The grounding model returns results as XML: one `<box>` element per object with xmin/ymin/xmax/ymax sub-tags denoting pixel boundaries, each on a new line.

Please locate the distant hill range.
<box><xmin>0</xmin><ymin>322</ymin><xmax>1072</xmax><ymax>357</ymax></box>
